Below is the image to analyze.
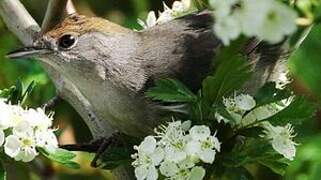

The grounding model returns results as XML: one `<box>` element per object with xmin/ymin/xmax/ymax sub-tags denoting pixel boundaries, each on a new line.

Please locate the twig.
<box><xmin>41</xmin><ymin>0</ymin><xmax>72</xmax><ymax>34</ymax></box>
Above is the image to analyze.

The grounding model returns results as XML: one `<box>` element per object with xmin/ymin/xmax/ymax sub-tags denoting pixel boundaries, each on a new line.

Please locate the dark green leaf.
<box><xmin>222</xmin><ymin>138</ymin><xmax>289</xmax><ymax>175</ymax></box>
<box><xmin>264</xmin><ymin>96</ymin><xmax>316</xmax><ymax>126</ymax></box>
<box><xmin>238</xmin><ymin>127</ymin><xmax>265</xmax><ymax>138</ymax></box>
<box><xmin>254</xmin><ymin>82</ymin><xmax>292</xmax><ymax>106</ymax></box>
<box><xmin>146</xmin><ymin>78</ymin><xmax>197</xmax><ymax>103</ymax></box>
<box><xmin>100</xmin><ymin>147</ymin><xmax>131</xmax><ymax>170</ymax></box>
<box><xmin>38</xmin><ymin>148</ymin><xmax>80</xmax><ymax>169</ymax></box>
<box><xmin>202</xmin><ymin>54</ymin><xmax>252</xmax><ymax>104</ymax></box>
<box><xmin>0</xmin><ymin>161</ymin><xmax>6</xmax><ymax>180</ymax></box>
<box><xmin>258</xmin><ymin>155</ymin><xmax>290</xmax><ymax>175</ymax></box>
<box><xmin>221</xmin><ymin>167</ymin><xmax>254</xmax><ymax>180</ymax></box>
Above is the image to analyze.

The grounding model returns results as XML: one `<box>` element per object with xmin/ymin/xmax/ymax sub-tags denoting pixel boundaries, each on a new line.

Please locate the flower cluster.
<box><xmin>209</xmin><ymin>0</ymin><xmax>298</xmax><ymax>45</ymax></box>
<box><xmin>215</xmin><ymin>92</ymin><xmax>297</xmax><ymax>160</ymax></box>
<box><xmin>138</xmin><ymin>0</ymin><xmax>191</xmax><ymax>29</ymax></box>
<box><xmin>0</xmin><ymin>99</ymin><xmax>58</xmax><ymax>162</ymax></box>
<box><xmin>132</xmin><ymin>121</ymin><xmax>220</xmax><ymax>180</ymax></box>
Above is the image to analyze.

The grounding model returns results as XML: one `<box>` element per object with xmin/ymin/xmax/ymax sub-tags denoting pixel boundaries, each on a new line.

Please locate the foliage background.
<box><xmin>0</xmin><ymin>0</ymin><xmax>320</xmax><ymax>179</ymax></box>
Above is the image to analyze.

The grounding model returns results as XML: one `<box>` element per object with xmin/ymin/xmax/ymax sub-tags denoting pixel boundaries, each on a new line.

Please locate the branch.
<box><xmin>0</xmin><ymin>0</ymin><xmax>40</xmax><ymax>45</ymax></box>
<box><xmin>41</xmin><ymin>0</ymin><xmax>76</xmax><ymax>34</ymax></box>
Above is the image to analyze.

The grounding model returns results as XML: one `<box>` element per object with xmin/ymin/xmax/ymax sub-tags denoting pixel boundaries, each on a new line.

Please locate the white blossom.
<box><xmin>213</xmin><ymin>15</ymin><xmax>241</xmax><ymax>45</ymax></box>
<box><xmin>138</xmin><ymin>0</ymin><xmax>191</xmax><ymax>29</ymax></box>
<box><xmin>237</xmin><ymin>0</ymin><xmax>297</xmax><ymax>43</ymax></box>
<box><xmin>138</xmin><ymin>11</ymin><xmax>157</xmax><ymax>29</ymax></box>
<box><xmin>186</xmin><ymin>126</ymin><xmax>221</xmax><ymax>163</ymax></box>
<box><xmin>262</xmin><ymin>123</ymin><xmax>297</xmax><ymax>160</ymax></box>
<box><xmin>210</xmin><ymin>0</ymin><xmax>298</xmax><ymax>45</ymax></box>
<box><xmin>132</xmin><ymin>136</ymin><xmax>164</xmax><ymax>180</ymax></box>
<box><xmin>133</xmin><ymin>121</ymin><xmax>220</xmax><ymax>180</ymax></box>
<box><xmin>0</xmin><ymin>99</ymin><xmax>59</xmax><ymax>162</ymax></box>
<box><xmin>4</xmin><ymin>130</ymin><xmax>38</xmax><ymax>162</ymax></box>
<box><xmin>209</xmin><ymin>0</ymin><xmax>237</xmax><ymax>18</ymax></box>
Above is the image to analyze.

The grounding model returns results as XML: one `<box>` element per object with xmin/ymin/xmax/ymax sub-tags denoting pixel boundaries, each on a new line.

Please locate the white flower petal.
<box><xmin>4</xmin><ymin>135</ymin><xmax>21</xmax><ymax>157</ymax></box>
<box><xmin>189</xmin><ymin>166</ymin><xmax>206</xmax><ymax>180</ymax></box>
<box><xmin>235</xmin><ymin>94</ymin><xmax>256</xmax><ymax>111</ymax></box>
<box><xmin>160</xmin><ymin>161</ymin><xmax>179</xmax><ymax>177</ymax></box>
<box><xmin>135</xmin><ymin>165</ymin><xmax>148</xmax><ymax>180</ymax></box>
<box><xmin>199</xmin><ymin>149</ymin><xmax>216</xmax><ymax>164</ymax></box>
<box><xmin>190</xmin><ymin>125</ymin><xmax>211</xmax><ymax>141</ymax></box>
<box><xmin>185</xmin><ymin>140</ymin><xmax>201</xmax><ymax>156</ymax></box>
<box><xmin>139</xmin><ymin>136</ymin><xmax>156</xmax><ymax>154</ymax></box>
<box><xmin>14</xmin><ymin>148</ymin><xmax>38</xmax><ymax>162</ymax></box>
<box><xmin>146</xmin><ymin>166</ymin><xmax>158</xmax><ymax>180</ymax></box>
<box><xmin>149</xmin><ymin>147</ymin><xmax>164</xmax><ymax>165</ymax></box>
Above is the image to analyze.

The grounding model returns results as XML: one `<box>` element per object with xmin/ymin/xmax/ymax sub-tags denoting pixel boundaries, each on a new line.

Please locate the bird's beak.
<box><xmin>6</xmin><ymin>46</ymin><xmax>52</xmax><ymax>59</ymax></box>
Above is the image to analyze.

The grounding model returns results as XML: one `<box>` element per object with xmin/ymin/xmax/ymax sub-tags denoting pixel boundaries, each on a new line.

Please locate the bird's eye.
<box><xmin>58</xmin><ymin>34</ymin><xmax>77</xmax><ymax>50</ymax></box>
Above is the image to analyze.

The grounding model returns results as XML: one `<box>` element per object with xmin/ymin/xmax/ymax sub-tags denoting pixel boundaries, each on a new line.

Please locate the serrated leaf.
<box><xmin>202</xmin><ymin>54</ymin><xmax>252</xmax><ymax>104</ymax></box>
<box><xmin>146</xmin><ymin>78</ymin><xmax>197</xmax><ymax>103</ymax></box>
<box><xmin>264</xmin><ymin>96</ymin><xmax>316</xmax><ymax>126</ymax></box>
<box><xmin>39</xmin><ymin>148</ymin><xmax>80</xmax><ymax>169</ymax></box>
<box><xmin>255</xmin><ymin>82</ymin><xmax>292</xmax><ymax>106</ymax></box>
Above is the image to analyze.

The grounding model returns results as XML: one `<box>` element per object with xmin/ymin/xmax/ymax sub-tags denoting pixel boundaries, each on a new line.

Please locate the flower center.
<box><xmin>22</xmin><ymin>138</ymin><xmax>33</xmax><ymax>147</ymax></box>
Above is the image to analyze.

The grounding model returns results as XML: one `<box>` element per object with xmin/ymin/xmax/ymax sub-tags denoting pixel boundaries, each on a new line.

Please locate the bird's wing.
<box><xmin>136</xmin><ymin>11</ymin><xmax>221</xmax><ymax>92</ymax></box>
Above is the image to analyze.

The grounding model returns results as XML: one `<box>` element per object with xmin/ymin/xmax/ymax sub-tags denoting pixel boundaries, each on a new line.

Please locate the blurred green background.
<box><xmin>0</xmin><ymin>0</ymin><xmax>320</xmax><ymax>179</ymax></box>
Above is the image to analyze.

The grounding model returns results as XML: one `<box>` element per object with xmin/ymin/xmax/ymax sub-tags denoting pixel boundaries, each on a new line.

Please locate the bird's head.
<box><xmin>7</xmin><ymin>14</ymin><xmax>132</xmax><ymax>69</ymax></box>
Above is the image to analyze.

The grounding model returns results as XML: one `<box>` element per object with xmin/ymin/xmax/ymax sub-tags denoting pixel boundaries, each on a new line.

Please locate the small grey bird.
<box><xmin>7</xmin><ymin>12</ymin><xmax>220</xmax><ymax>137</ymax></box>
<box><xmin>7</xmin><ymin>11</ymin><xmax>286</xmax><ymax>138</ymax></box>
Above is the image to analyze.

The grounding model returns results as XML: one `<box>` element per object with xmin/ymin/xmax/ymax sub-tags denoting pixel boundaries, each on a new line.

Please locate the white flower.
<box><xmin>160</xmin><ymin>161</ymin><xmax>179</xmax><ymax>177</ymax></box>
<box><xmin>171</xmin><ymin>166</ymin><xmax>206</xmax><ymax>180</ymax></box>
<box><xmin>132</xmin><ymin>136</ymin><xmax>164</xmax><ymax>180</ymax></box>
<box><xmin>209</xmin><ymin>0</ymin><xmax>237</xmax><ymax>18</ymax></box>
<box><xmin>186</xmin><ymin>126</ymin><xmax>221</xmax><ymax>163</ymax></box>
<box><xmin>238</xmin><ymin>0</ymin><xmax>297</xmax><ymax>43</ymax></box>
<box><xmin>234</xmin><ymin>94</ymin><xmax>256</xmax><ymax>111</ymax></box>
<box><xmin>155</xmin><ymin>121</ymin><xmax>189</xmax><ymax>162</ymax></box>
<box><xmin>262</xmin><ymin>123</ymin><xmax>297</xmax><ymax>160</ymax></box>
<box><xmin>4</xmin><ymin>130</ymin><xmax>38</xmax><ymax>162</ymax></box>
<box><xmin>0</xmin><ymin>103</ymin><xmax>25</xmax><ymax>129</ymax></box>
<box><xmin>138</xmin><ymin>11</ymin><xmax>157</xmax><ymax>29</ymax></box>
<box><xmin>138</xmin><ymin>0</ymin><xmax>191</xmax><ymax>29</ymax></box>
<box><xmin>22</xmin><ymin>108</ymin><xmax>53</xmax><ymax>130</ymax></box>
<box><xmin>34</xmin><ymin>129</ymin><xmax>58</xmax><ymax>152</ymax></box>
<box><xmin>213</xmin><ymin>15</ymin><xmax>241</xmax><ymax>45</ymax></box>
<box><xmin>0</xmin><ymin>100</ymin><xmax>12</xmax><ymax>129</ymax></box>
<box><xmin>172</xmin><ymin>0</ymin><xmax>191</xmax><ymax>15</ymax></box>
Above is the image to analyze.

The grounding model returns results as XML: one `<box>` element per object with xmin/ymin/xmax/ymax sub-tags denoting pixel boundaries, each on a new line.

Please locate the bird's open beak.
<box><xmin>6</xmin><ymin>46</ymin><xmax>52</xmax><ymax>59</ymax></box>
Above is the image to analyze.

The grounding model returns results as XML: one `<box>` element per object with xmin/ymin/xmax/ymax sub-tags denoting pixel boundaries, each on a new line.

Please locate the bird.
<box><xmin>6</xmin><ymin>11</ymin><xmax>221</xmax><ymax>137</ymax></box>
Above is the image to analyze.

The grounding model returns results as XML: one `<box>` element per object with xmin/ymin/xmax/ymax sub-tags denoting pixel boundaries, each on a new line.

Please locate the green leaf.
<box><xmin>221</xmin><ymin>167</ymin><xmax>254</xmax><ymax>180</ymax></box>
<box><xmin>0</xmin><ymin>161</ymin><xmax>6</xmax><ymax>180</ymax></box>
<box><xmin>222</xmin><ymin>138</ymin><xmax>290</xmax><ymax>176</ymax></box>
<box><xmin>264</xmin><ymin>96</ymin><xmax>316</xmax><ymax>126</ymax></box>
<box><xmin>258</xmin><ymin>155</ymin><xmax>290</xmax><ymax>175</ymax></box>
<box><xmin>254</xmin><ymin>82</ymin><xmax>292</xmax><ymax>106</ymax></box>
<box><xmin>202</xmin><ymin>54</ymin><xmax>252</xmax><ymax>105</ymax></box>
<box><xmin>146</xmin><ymin>78</ymin><xmax>197</xmax><ymax>103</ymax></box>
<box><xmin>238</xmin><ymin>127</ymin><xmax>265</xmax><ymax>138</ymax></box>
<box><xmin>39</xmin><ymin>148</ymin><xmax>80</xmax><ymax>169</ymax></box>
<box><xmin>100</xmin><ymin>147</ymin><xmax>132</xmax><ymax>170</ymax></box>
